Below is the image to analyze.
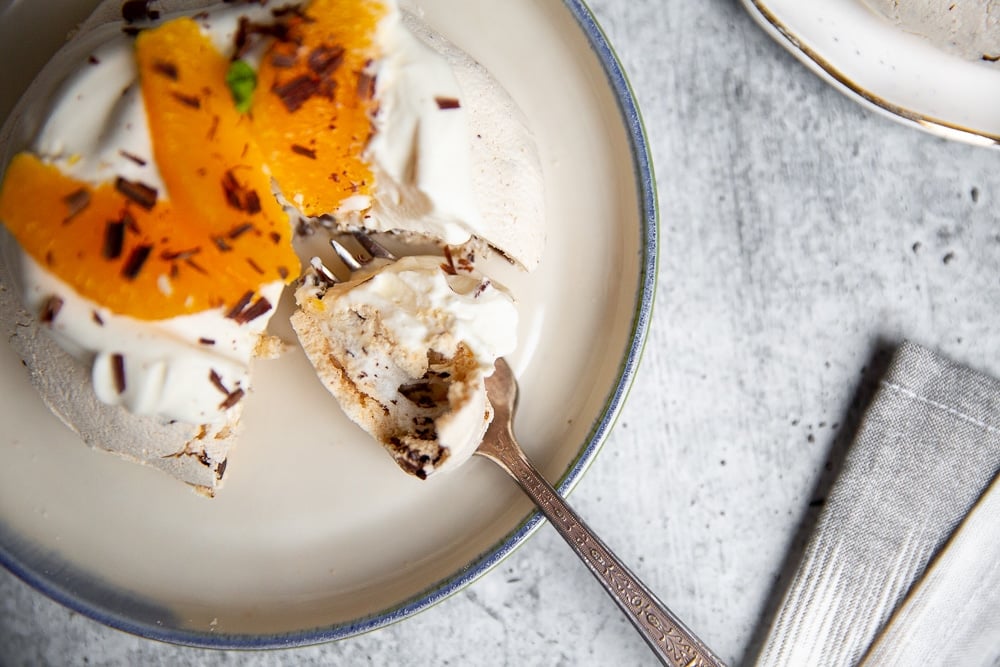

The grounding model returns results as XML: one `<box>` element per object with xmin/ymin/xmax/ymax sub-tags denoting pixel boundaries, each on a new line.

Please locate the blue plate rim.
<box><xmin>0</xmin><ymin>0</ymin><xmax>659</xmax><ymax>649</ymax></box>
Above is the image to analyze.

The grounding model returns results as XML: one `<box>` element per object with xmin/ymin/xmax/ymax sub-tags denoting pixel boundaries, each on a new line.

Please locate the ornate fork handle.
<box><xmin>477</xmin><ymin>425</ymin><xmax>726</xmax><ymax>667</ymax></box>
<box><xmin>315</xmin><ymin>238</ymin><xmax>723</xmax><ymax>665</ymax></box>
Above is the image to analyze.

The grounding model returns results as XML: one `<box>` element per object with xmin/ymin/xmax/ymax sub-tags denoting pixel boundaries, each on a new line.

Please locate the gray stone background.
<box><xmin>3</xmin><ymin>0</ymin><xmax>1000</xmax><ymax>665</ymax></box>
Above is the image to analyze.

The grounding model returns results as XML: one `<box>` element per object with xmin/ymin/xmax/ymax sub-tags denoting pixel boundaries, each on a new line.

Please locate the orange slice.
<box><xmin>0</xmin><ymin>18</ymin><xmax>299</xmax><ymax>321</ymax></box>
<box><xmin>251</xmin><ymin>0</ymin><xmax>384</xmax><ymax>217</ymax></box>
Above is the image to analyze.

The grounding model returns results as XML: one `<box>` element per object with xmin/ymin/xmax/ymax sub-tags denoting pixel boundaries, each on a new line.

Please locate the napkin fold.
<box><xmin>756</xmin><ymin>341</ymin><xmax>1000</xmax><ymax>666</ymax></box>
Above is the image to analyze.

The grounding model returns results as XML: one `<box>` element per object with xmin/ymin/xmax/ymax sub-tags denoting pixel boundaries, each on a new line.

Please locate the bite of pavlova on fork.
<box><xmin>293</xmin><ymin>238</ymin><xmax>520</xmax><ymax>480</ymax></box>
<box><xmin>0</xmin><ymin>0</ymin><xmax>543</xmax><ymax>494</ymax></box>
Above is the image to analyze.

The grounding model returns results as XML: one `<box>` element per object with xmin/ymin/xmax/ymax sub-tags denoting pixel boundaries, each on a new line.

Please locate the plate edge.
<box><xmin>740</xmin><ymin>0</ymin><xmax>1000</xmax><ymax>148</ymax></box>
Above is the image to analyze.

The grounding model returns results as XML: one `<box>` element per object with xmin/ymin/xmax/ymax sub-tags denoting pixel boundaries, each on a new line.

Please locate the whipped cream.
<box><xmin>304</xmin><ymin>259</ymin><xmax>517</xmax><ymax>373</ymax></box>
<box><xmin>334</xmin><ymin>7</ymin><xmax>545</xmax><ymax>270</ymax></box>
<box><xmin>343</xmin><ymin>12</ymin><xmax>482</xmax><ymax>246</ymax></box>
<box><xmin>21</xmin><ymin>253</ymin><xmax>282</xmax><ymax>424</ymax></box>
<box><xmin>14</xmin><ymin>3</ymin><xmax>289</xmax><ymax>427</ymax></box>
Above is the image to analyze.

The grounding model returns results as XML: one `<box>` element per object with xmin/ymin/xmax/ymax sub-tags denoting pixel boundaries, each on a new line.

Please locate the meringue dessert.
<box><xmin>292</xmin><ymin>255</ymin><xmax>517</xmax><ymax>478</ymax></box>
<box><xmin>0</xmin><ymin>0</ymin><xmax>543</xmax><ymax>494</ymax></box>
<box><xmin>862</xmin><ymin>0</ymin><xmax>1000</xmax><ymax>62</ymax></box>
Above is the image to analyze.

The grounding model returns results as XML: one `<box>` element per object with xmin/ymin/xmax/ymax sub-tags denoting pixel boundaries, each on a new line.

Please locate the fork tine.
<box><xmin>316</xmin><ymin>233</ymin><xmax>396</xmax><ymax>286</ymax></box>
<box><xmin>353</xmin><ymin>231</ymin><xmax>396</xmax><ymax>261</ymax></box>
<box><xmin>310</xmin><ymin>256</ymin><xmax>340</xmax><ymax>286</ymax></box>
<box><xmin>329</xmin><ymin>238</ymin><xmax>364</xmax><ymax>271</ymax></box>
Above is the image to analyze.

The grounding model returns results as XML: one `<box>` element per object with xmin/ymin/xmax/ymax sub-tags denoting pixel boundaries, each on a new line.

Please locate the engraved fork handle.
<box><xmin>476</xmin><ymin>431</ymin><xmax>727</xmax><ymax>667</ymax></box>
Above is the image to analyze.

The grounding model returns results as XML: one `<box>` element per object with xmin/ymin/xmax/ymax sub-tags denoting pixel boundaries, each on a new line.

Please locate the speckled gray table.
<box><xmin>4</xmin><ymin>1</ymin><xmax>1000</xmax><ymax>665</ymax></box>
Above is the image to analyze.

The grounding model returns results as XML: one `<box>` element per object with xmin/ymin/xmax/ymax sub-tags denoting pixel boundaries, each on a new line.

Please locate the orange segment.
<box><xmin>252</xmin><ymin>0</ymin><xmax>384</xmax><ymax>217</ymax></box>
<box><xmin>135</xmin><ymin>18</ymin><xmax>300</xmax><ymax>307</ymax></box>
<box><xmin>0</xmin><ymin>19</ymin><xmax>299</xmax><ymax>321</ymax></box>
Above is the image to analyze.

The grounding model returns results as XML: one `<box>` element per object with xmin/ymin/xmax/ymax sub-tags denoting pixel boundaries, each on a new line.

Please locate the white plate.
<box><xmin>741</xmin><ymin>0</ymin><xmax>1000</xmax><ymax>147</ymax></box>
<box><xmin>0</xmin><ymin>0</ymin><xmax>656</xmax><ymax>648</ymax></box>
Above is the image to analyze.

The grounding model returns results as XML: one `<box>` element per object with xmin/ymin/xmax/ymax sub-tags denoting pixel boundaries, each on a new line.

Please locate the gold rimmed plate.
<box><xmin>742</xmin><ymin>0</ymin><xmax>1000</xmax><ymax>148</ymax></box>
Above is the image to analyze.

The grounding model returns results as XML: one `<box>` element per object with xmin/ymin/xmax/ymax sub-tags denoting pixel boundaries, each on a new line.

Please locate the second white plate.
<box><xmin>742</xmin><ymin>0</ymin><xmax>1000</xmax><ymax>147</ymax></box>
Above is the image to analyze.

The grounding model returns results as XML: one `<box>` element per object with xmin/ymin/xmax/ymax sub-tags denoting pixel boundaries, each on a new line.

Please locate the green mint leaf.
<box><xmin>226</xmin><ymin>60</ymin><xmax>257</xmax><ymax>114</ymax></box>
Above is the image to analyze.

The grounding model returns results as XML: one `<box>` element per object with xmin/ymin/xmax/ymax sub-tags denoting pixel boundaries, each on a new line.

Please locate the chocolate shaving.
<box><xmin>277</xmin><ymin>266</ymin><xmax>289</xmax><ymax>280</ymax></box>
<box><xmin>271</xmin><ymin>4</ymin><xmax>310</xmax><ymax>19</ymax></box>
<box><xmin>216</xmin><ymin>458</ymin><xmax>228</xmax><ymax>480</ymax></box>
<box><xmin>122</xmin><ymin>0</ymin><xmax>159</xmax><ymax>22</ymax></box>
<box><xmin>103</xmin><ymin>220</ymin><xmax>126</xmax><ymax>259</ymax></box>
<box><xmin>118</xmin><ymin>149</ymin><xmax>147</xmax><ymax>166</ymax></box>
<box><xmin>473</xmin><ymin>279</ymin><xmax>491</xmax><ymax>299</ymax></box>
<box><xmin>295</xmin><ymin>218</ymin><xmax>314</xmax><ymax>237</ymax></box>
<box><xmin>92</xmin><ymin>311</ymin><xmax>105</xmax><ymax>326</ymax></box>
<box><xmin>434</xmin><ymin>96</ymin><xmax>461</xmax><ymax>110</ymax></box>
<box><xmin>272</xmin><ymin>75</ymin><xmax>320</xmax><ymax>113</ymax></box>
<box><xmin>62</xmin><ymin>188</ymin><xmax>91</xmax><ymax>223</ymax></box>
<box><xmin>185</xmin><ymin>258</ymin><xmax>208</xmax><ymax>275</ymax></box>
<box><xmin>308</xmin><ymin>44</ymin><xmax>344</xmax><ymax>77</ymax></box>
<box><xmin>40</xmin><ymin>296</ymin><xmax>64</xmax><ymax>324</ymax></box>
<box><xmin>246</xmin><ymin>257</ymin><xmax>265</xmax><ymax>274</ymax></box>
<box><xmin>209</xmin><ymin>369</ymin><xmax>229</xmax><ymax>395</ymax></box>
<box><xmin>399</xmin><ymin>385</ymin><xmax>437</xmax><ymax>409</ymax></box>
<box><xmin>235</xmin><ymin>297</ymin><xmax>272</xmax><ymax>324</ymax></box>
<box><xmin>212</xmin><ymin>236</ymin><xmax>233</xmax><ymax>252</ymax></box>
<box><xmin>235</xmin><ymin>16</ymin><xmax>293</xmax><ymax>59</ymax></box>
<box><xmin>115</xmin><ymin>177</ymin><xmax>158</xmax><ymax>210</ymax></box>
<box><xmin>111</xmin><ymin>354</ymin><xmax>126</xmax><ymax>394</ymax></box>
<box><xmin>121</xmin><ymin>209</ymin><xmax>140</xmax><ymax>234</ymax></box>
<box><xmin>207</xmin><ymin>115</ymin><xmax>220</xmax><ymax>141</ymax></box>
<box><xmin>152</xmin><ymin>60</ymin><xmax>179</xmax><ymax>81</ymax></box>
<box><xmin>221</xmin><ymin>169</ymin><xmax>261</xmax><ymax>214</ymax></box>
<box><xmin>88</xmin><ymin>55</ymin><xmax>101</xmax><ymax>65</ymax></box>
<box><xmin>457</xmin><ymin>252</ymin><xmax>475</xmax><ymax>272</ymax></box>
<box><xmin>219</xmin><ymin>388</ymin><xmax>245</xmax><ymax>410</ymax></box>
<box><xmin>290</xmin><ymin>144</ymin><xmax>316</xmax><ymax>159</ymax></box>
<box><xmin>270</xmin><ymin>53</ymin><xmax>297</xmax><ymax>68</ymax></box>
<box><xmin>226</xmin><ymin>291</ymin><xmax>255</xmax><ymax>319</ymax></box>
<box><xmin>411</xmin><ymin>415</ymin><xmax>438</xmax><ymax>441</ymax></box>
<box><xmin>199</xmin><ymin>337</ymin><xmax>216</xmax><ymax>345</ymax></box>
<box><xmin>269</xmin><ymin>231</ymin><xmax>282</xmax><ymax>244</ymax></box>
<box><xmin>441</xmin><ymin>246</ymin><xmax>457</xmax><ymax>275</ymax></box>
<box><xmin>160</xmin><ymin>247</ymin><xmax>200</xmax><ymax>261</ymax></box>
<box><xmin>245</xmin><ymin>190</ymin><xmax>261</xmax><ymax>214</ymax></box>
<box><xmin>171</xmin><ymin>91</ymin><xmax>201</xmax><ymax>109</ymax></box>
<box><xmin>121</xmin><ymin>244</ymin><xmax>153</xmax><ymax>280</ymax></box>
<box><xmin>228</xmin><ymin>222</ymin><xmax>255</xmax><ymax>239</ymax></box>
<box><xmin>357</xmin><ymin>69</ymin><xmax>376</xmax><ymax>100</ymax></box>
<box><xmin>394</xmin><ymin>452</ymin><xmax>426</xmax><ymax>479</ymax></box>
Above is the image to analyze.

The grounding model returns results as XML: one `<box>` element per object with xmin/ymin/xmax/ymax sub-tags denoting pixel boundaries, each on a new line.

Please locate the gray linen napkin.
<box><xmin>757</xmin><ymin>341</ymin><xmax>1000</xmax><ymax>666</ymax></box>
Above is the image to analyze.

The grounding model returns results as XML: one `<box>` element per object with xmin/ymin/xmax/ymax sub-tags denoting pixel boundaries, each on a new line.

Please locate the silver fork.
<box><xmin>312</xmin><ymin>234</ymin><xmax>726</xmax><ymax>667</ymax></box>
<box><xmin>481</xmin><ymin>359</ymin><xmax>725</xmax><ymax>667</ymax></box>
